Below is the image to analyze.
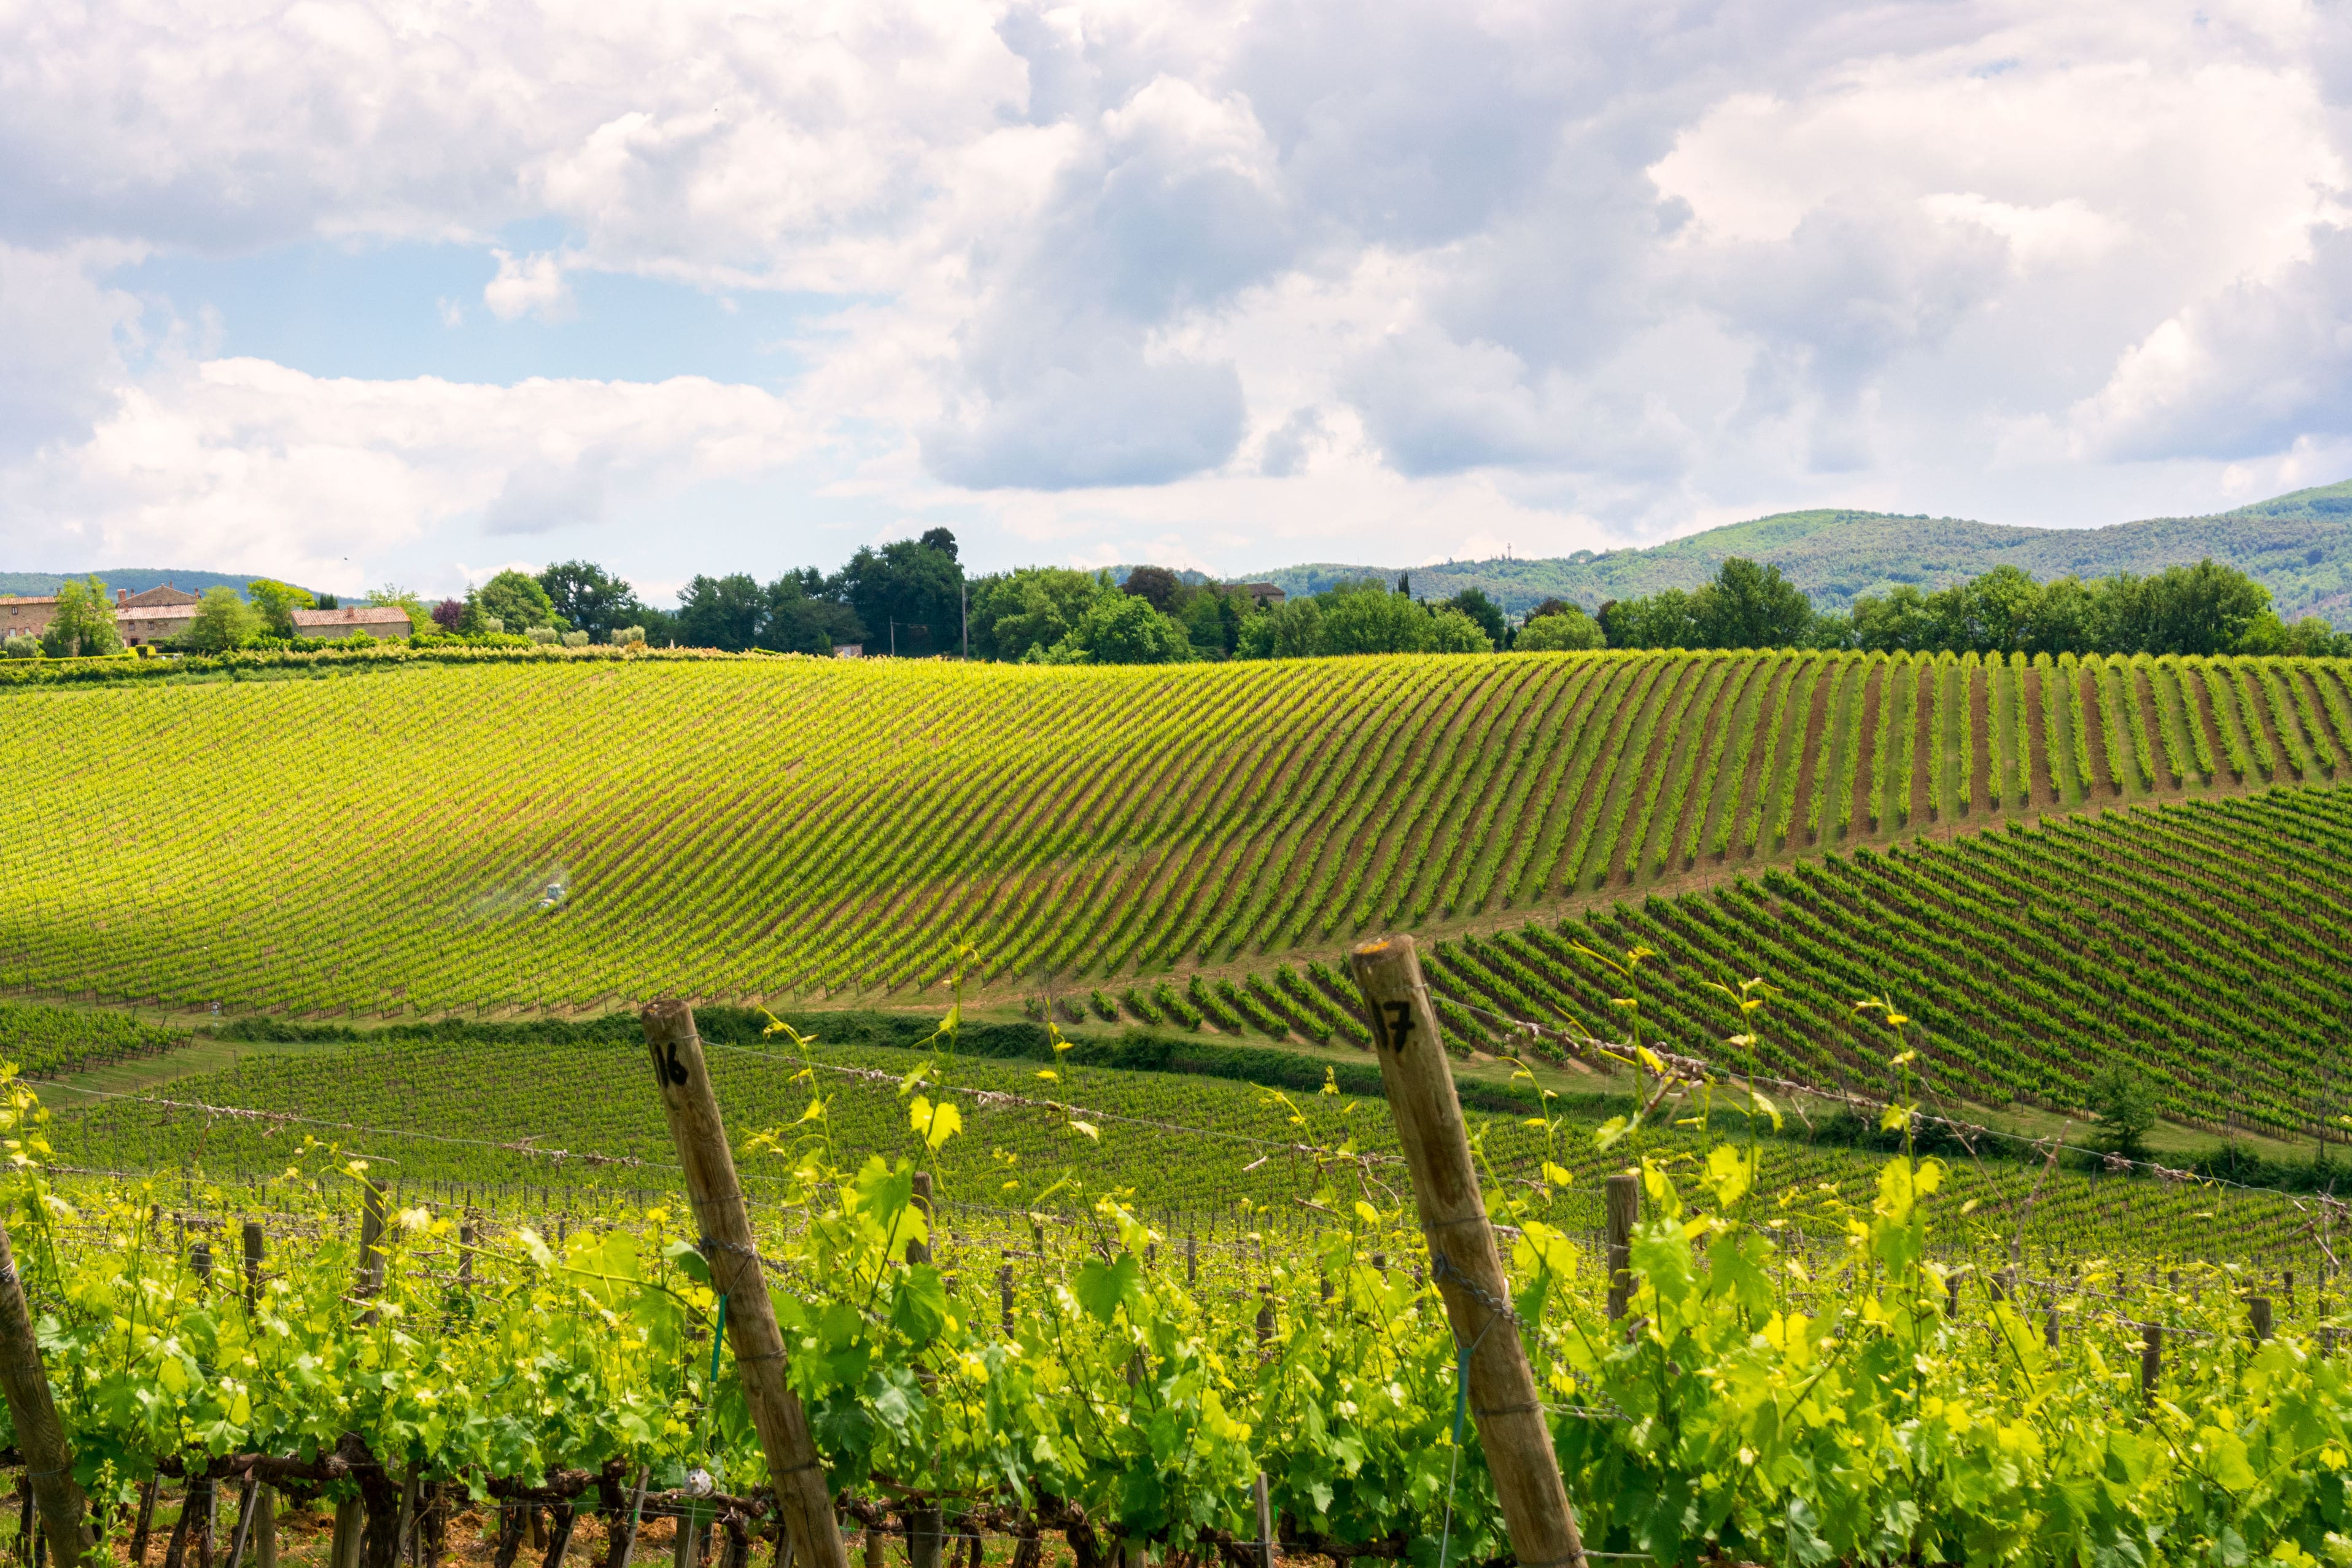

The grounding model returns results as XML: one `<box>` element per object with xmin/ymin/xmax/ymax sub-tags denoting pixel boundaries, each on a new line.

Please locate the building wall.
<box><xmin>119</xmin><ymin>612</ymin><xmax>196</xmax><ymax>645</ymax></box>
<box><xmin>294</xmin><ymin>615</ymin><xmax>411</xmax><ymax>639</ymax></box>
<box><xmin>0</xmin><ymin>600</ymin><xmax>56</xmax><ymax>637</ymax></box>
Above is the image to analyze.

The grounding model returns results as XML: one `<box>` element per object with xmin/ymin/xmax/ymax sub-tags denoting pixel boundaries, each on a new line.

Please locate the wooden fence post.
<box><xmin>1349</xmin><ymin>935</ymin><xmax>1588</xmax><ymax>1568</ymax></box>
<box><xmin>224</xmin><ymin>1478</ymin><xmax>261</xmax><ymax>1568</ymax></box>
<box><xmin>2140</xmin><ymin>1324</ymin><xmax>2162</xmax><ymax>1403</ymax></box>
<box><xmin>131</xmin><ymin>1478</ymin><xmax>160</xmax><ymax>1567</ymax></box>
<box><xmin>0</xmin><ymin>1212</ymin><xmax>92</xmax><ymax>1568</ymax></box>
<box><xmin>641</xmin><ymin>1002</ymin><xmax>852</xmax><ymax>1568</ymax></box>
<box><xmin>357</xmin><ymin>1181</ymin><xmax>388</xmax><ymax>1325</ymax></box>
<box><xmin>241</xmin><ymin>1222</ymin><xmax>263</xmax><ymax>1314</ymax></box>
<box><xmin>2249</xmin><ymin>1296</ymin><xmax>2274</xmax><ymax>1343</ymax></box>
<box><xmin>1603</xmin><ymin>1176</ymin><xmax>1637</xmax><ymax>1322</ymax></box>
<box><xmin>1252</xmin><ymin>1473</ymin><xmax>1272</xmax><ymax>1568</ymax></box>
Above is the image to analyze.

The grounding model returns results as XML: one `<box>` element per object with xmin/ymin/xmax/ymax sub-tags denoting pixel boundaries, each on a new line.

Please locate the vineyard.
<box><xmin>42</xmin><ymin>1018</ymin><xmax>2337</xmax><ymax>1268</ymax></box>
<box><xmin>0</xmin><ymin>1001</ymin><xmax>188</xmax><ymax>1078</ymax></box>
<box><xmin>2</xmin><ymin>648</ymin><xmax>2346</xmax><ymax>1015</ymax></box>
<box><xmin>1386</xmin><ymin>785</ymin><xmax>2352</xmax><ymax>1141</ymax></box>
<box><xmin>7</xmin><ymin>1010</ymin><xmax>2352</xmax><ymax>1568</ymax></box>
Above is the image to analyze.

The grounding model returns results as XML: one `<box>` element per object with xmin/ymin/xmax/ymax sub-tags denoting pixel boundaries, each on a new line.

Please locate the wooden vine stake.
<box><xmin>642</xmin><ymin>1002</ymin><xmax>852</xmax><ymax>1568</ymax></box>
<box><xmin>1349</xmin><ymin>935</ymin><xmax>1589</xmax><ymax>1568</ymax></box>
<box><xmin>0</xmin><ymin>1210</ymin><xmax>93</xmax><ymax>1568</ymax></box>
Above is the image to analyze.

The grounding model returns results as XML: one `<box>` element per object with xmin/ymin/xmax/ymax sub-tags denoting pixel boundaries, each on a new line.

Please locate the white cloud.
<box><xmin>483</xmin><ymin>250</ymin><xmax>573</xmax><ymax>321</ymax></box>
<box><xmin>10</xmin><ymin>359</ymin><xmax>809</xmax><ymax>590</ymax></box>
<box><xmin>4</xmin><ymin>0</ymin><xmax>2352</xmax><ymax>581</ymax></box>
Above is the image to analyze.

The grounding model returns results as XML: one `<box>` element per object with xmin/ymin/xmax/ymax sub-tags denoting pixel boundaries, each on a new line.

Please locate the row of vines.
<box><xmin>0</xmin><ymin>650</ymin><xmax>2340</xmax><ymax>1012</ymax></box>
<box><xmin>14</xmin><ymin>1016</ymin><xmax>2352</xmax><ymax>1568</ymax></box>
<box><xmin>1404</xmin><ymin>782</ymin><xmax>2352</xmax><ymax>1139</ymax></box>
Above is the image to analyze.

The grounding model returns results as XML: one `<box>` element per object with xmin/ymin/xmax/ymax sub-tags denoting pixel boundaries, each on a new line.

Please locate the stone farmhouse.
<box><xmin>115</xmin><ymin>584</ymin><xmax>201</xmax><ymax>646</ymax></box>
<box><xmin>0</xmin><ymin>583</ymin><xmax>202</xmax><ymax>645</ymax></box>
<box><xmin>290</xmin><ymin>606</ymin><xmax>413</xmax><ymax>638</ymax></box>
<box><xmin>0</xmin><ymin>584</ymin><xmax>411</xmax><ymax>647</ymax></box>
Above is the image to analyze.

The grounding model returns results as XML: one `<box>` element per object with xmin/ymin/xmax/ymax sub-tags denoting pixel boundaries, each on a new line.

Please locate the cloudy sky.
<box><xmin>4</xmin><ymin>0</ymin><xmax>2351</xmax><ymax>602</ymax></box>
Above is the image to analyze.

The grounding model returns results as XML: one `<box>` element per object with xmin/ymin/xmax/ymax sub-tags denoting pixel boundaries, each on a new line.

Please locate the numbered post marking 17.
<box><xmin>1378</xmin><ymin>1000</ymin><xmax>1415</xmax><ymax>1055</ymax></box>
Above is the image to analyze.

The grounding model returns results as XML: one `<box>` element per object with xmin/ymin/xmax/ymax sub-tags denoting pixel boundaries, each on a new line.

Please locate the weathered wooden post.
<box><xmin>224</xmin><ymin>1479</ymin><xmax>262</xmax><ymax>1568</ymax></box>
<box><xmin>357</xmin><ymin>1182</ymin><xmax>388</xmax><ymax>1325</ymax></box>
<box><xmin>2140</xmin><ymin>1324</ymin><xmax>2163</xmax><ymax>1403</ymax></box>
<box><xmin>131</xmin><ymin>1478</ymin><xmax>161</xmax><ymax>1566</ymax></box>
<box><xmin>1349</xmin><ymin>935</ymin><xmax>1589</xmax><ymax>1568</ymax></box>
<box><xmin>902</xmin><ymin>1175</ymin><xmax>940</xmax><ymax>1568</ymax></box>
<box><xmin>641</xmin><ymin>1002</ymin><xmax>852</xmax><ymax>1568</ymax></box>
<box><xmin>997</xmin><ymin>1258</ymin><xmax>1014</xmax><ymax>1336</ymax></box>
<box><xmin>0</xmin><ymin>1211</ymin><xmax>92</xmax><ymax>1568</ymax></box>
<box><xmin>2250</xmin><ymin>1295</ymin><xmax>2275</xmax><ymax>1343</ymax></box>
<box><xmin>1603</xmin><ymin>1176</ymin><xmax>1637</xmax><ymax>1322</ymax></box>
<box><xmin>333</xmin><ymin>1176</ymin><xmax>392</xmax><ymax>1568</ymax></box>
<box><xmin>1251</xmin><ymin>1474</ymin><xmax>1272</xmax><ymax>1568</ymax></box>
<box><xmin>241</xmin><ymin>1222</ymin><xmax>264</xmax><ymax>1314</ymax></box>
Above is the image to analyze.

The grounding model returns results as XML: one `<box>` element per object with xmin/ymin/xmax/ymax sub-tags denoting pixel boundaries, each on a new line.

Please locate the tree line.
<box><xmin>8</xmin><ymin>542</ymin><xmax>2342</xmax><ymax>666</ymax></box>
<box><xmin>1591</xmin><ymin>554</ymin><xmax>2350</xmax><ymax>659</ymax></box>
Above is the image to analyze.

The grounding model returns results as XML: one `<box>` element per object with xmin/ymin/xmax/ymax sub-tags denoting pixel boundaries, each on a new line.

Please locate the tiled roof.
<box><xmin>290</xmin><ymin>606</ymin><xmax>413</xmax><ymax>627</ymax></box>
<box><xmin>117</xmin><ymin>605</ymin><xmax>198</xmax><ymax>623</ymax></box>
<box><xmin>0</xmin><ymin>596</ymin><xmax>58</xmax><ymax>608</ymax></box>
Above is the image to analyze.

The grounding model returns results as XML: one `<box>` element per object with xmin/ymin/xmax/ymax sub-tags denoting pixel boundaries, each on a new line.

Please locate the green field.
<box><xmin>15</xmin><ymin>640</ymin><xmax>2352</xmax><ymax>1566</ymax></box>
<box><xmin>2</xmin><ymin>645</ymin><xmax>2338</xmax><ymax>1018</ymax></box>
<box><xmin>44</xmin><ymin>1013</ymin><xmax>2329</xmax><ymax>1270</ymax></box>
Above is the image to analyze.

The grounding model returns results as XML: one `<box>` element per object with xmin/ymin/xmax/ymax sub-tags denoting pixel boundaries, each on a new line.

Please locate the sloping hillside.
<box><xmin>1265</xmin><ymin>479</ymin><xmax>2352</xmax><ymax>621</ymax></box>
<box><xmin>0</xmin><ymin>645</ymin><xmax>2337</xmax><ymax>1015</ymax></box>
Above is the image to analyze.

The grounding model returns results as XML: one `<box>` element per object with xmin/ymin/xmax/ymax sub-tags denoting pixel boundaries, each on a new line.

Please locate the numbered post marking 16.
<box><xmin>651</xmin><ymin>1037</ymin><xmax>690</xmax><ymax>1089</ymax></box>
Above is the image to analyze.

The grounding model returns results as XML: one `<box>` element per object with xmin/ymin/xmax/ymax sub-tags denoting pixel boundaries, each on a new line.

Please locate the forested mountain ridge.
<box><xmin>1260</xmin><ymin>479</ymin><xmax>2352</xmax><ymax>622</ymax></box>
<box><xmin>0</xmin><ymin>569</ymin><xmax>296</xmax><ymax>599</ymax></box>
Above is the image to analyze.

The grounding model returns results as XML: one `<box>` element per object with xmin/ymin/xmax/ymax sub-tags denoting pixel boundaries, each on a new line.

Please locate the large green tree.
<box><xmin>972</xmin><ymin>569</ymin><xmax>1110</xmax><ymax>661</ymax></box>
<box><xmin>675</xmin><ymin>573</ymin><xmax>768</xmax><ymax>651</ymax></box>
<box><xmin>42</xmin><ymin>577</ymin><xmax>120</xmax><ymax>658</ymax></box>
<box><xmin>475</xmin><ymin>569</ymin><xmax>559</xmax><ymax>632</ymax></box>
<box><xmin>761</xmin><ymin>572</ymin><xmax>865</xmax><ymax>654</ymax></box>
<box><xmin>832</xmin><ymin>532</ymin><xmax>964</xmax><ymax>656</ymax></box>
<box><xmin>1693</xmin><ymin>557</ymin><xmax>1814</xmax><ymax>649</ymax></box>
<box><xmin>1516</xmin><ymin>604</ymin><xmax>1604</xmax><ymax>650</ymax></box>
<box><xmin>537</xmin><ymin>561</ymin><xmax>643</xmax><ymax>642</ymax></box>
<box><xmin>1438</xmin><ymin>587</ymin><xmax>1507</xmax><ymax>646</ymax></box>
<box><xmin>181</xmin><ymin>588</ymin><xmax>260</xmax><ymax>652</ymax></box>
<box><xmin>1318</xmin><ymin>581</ymin><xmax>1442</xmax><ymax>654</ymax></box>
<box><xmin>1030</xmin><ymin>592</ymin><xmax>1192</xmax><ymax>664</ymax></box>
<box><xmin>244</xmin><ymin>578</ymin><xmax>315</xmax><ymax>640</ymax></box>
<box><xmin>1235</xmin><ymin>597</ymin><xmax>1323</xmax><ymax>659</ymax></box>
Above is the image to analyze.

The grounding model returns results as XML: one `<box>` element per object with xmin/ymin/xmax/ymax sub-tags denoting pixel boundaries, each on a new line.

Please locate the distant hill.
<box><xmin>1256</xmin><ymin>479</ymin><xmax>2352</xmax><ymax>624</ymax></box>
<box><xmin>0</xmin><ymin>570</ymin><xmax>306</xmax><ymax>601</ymax></box>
